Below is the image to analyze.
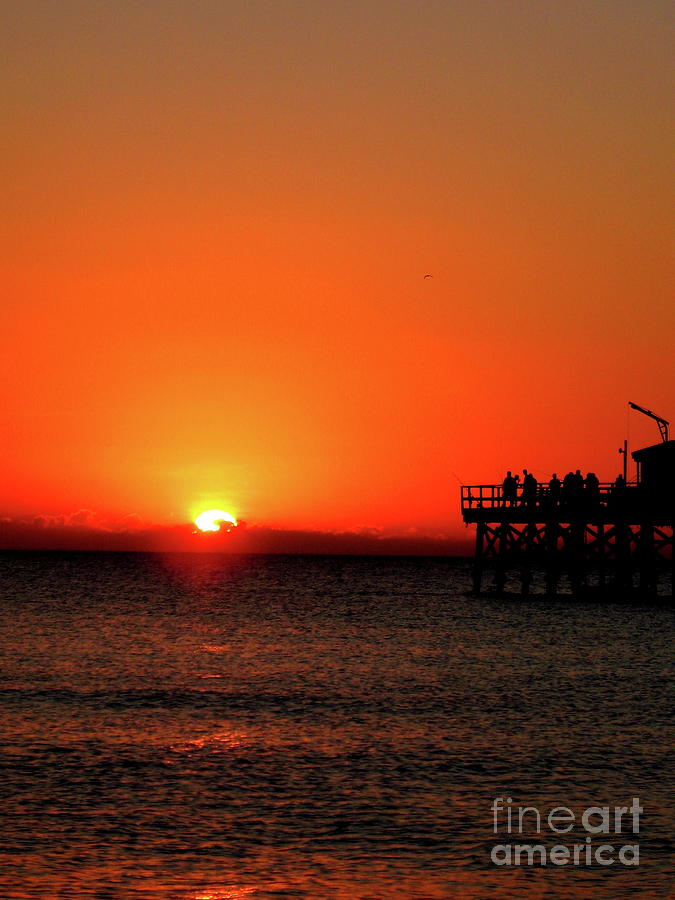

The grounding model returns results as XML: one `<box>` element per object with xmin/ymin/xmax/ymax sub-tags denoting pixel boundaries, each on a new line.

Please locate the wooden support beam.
<box><xmin>638</xmin><ymin>524</ymin><xmax>656</xmax><ymax>596</ymax></box>
<box><xmin>472</xmin><ymin>521</ymin><xmax>485</xmax><ymax>595</ymax></box>
<box><xmin>495</xmin><ymin>522</ymin><xmax>507</xmax><ymax>596</ymax></box>
<box><xmin>545</xmin><ymin>522</ymin><xmax>560</xmax><ymax>596</ymax></box>
<box><xmin>464</xmin><ymin>504</ymin><xmax>672</xmax><ymax>598</ymax></box>
<box><xmin>520</xmin><ymin>523</ymin><xmax>535</xmax><ymax>596</ymax></box>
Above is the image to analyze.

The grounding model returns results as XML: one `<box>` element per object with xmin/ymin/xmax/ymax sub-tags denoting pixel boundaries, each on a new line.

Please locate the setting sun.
<box><xmin>194</xmin><ymin>509</ymin><xmax>238</xmax><ymax>532</ymax></box>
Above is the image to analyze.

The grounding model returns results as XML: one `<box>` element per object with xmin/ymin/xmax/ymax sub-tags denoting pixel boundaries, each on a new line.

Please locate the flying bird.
<box><xmin>423</xmin><ymin>273</ymin><xmax>433</xmax><ymax>279</ymax></box>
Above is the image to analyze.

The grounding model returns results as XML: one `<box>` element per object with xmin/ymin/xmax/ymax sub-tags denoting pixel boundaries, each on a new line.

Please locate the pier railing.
<box><xmin>462</xmin><ymin>483</ymin><xmax>616</xmax><ymax>510</ymax></box>
<box><xmin>459</xmin><ymin>482</ymin><xmax>672</xmax><ymax>523</ymax></box>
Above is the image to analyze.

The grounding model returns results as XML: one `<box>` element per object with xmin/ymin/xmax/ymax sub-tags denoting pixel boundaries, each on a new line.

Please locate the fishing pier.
<box><xmin>461</xmin><ymin>405</ymin><xmax>674</xmax><ymax>598</ymax></box>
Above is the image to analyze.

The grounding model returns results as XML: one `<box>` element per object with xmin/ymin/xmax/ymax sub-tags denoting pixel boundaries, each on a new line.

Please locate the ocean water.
<box><xmin>0</xmin><ymin>551</ymin><xmax>672</xmax><ymax>899</ymax></box>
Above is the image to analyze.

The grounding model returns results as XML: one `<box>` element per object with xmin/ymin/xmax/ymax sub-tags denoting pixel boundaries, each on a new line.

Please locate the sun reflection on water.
<box><xmin>170</xmin><ymin>728</ymin><xmax>248</xmax><ymax>754</ymax></box>
<box><xmin>191</xmin><ymin>889</ymin><xmax>255</xmax><ymax>900</ymax></box>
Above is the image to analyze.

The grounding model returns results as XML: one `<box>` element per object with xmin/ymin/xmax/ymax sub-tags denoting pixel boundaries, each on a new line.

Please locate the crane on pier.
<box><xmin>629</xmin><ymin>401</ymin><xmax>670</xmax><ymax>443</ymax></box>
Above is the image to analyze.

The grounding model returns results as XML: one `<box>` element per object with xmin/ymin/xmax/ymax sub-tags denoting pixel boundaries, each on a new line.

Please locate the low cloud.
<box><xmin>0</xmin><ymin>514</ymin><xmax>471</xmax><ymax>556</ymax></box>
<box><xmin>29</xmin><ymin>509</ymin><xmax>145</xmax><ymax>533</ymax></box>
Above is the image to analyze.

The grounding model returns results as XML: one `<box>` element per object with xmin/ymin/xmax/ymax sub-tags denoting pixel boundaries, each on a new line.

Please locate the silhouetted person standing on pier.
<box><xmin>585</xmin><ymin>472</ymin><xmax>600</xmax><ymax>506</ymax></box>
<box><xmin>567</xmin><ymin>469</ymin><xmax>584</xmax><ymax>511</ymax></box>
<box><xmin>612</xmin><ymin>473</ymin><xmax>626</xmax><ymax>499</ymax></box>
<box><xmin>548</xmin><ymin>473</ymin><xmax>561</xmax><ymax>507</ymax></box>
<box><xmin>502</xmin><ymin>471</ymin><xmax>517</xmax><ymax>506</ymax></box>
<box><xmin>610</xmin><ymin>473</ymin><xmax>626</xmax><ymax>512</ymax></box>
<box><xmin>522</xmin><ymin>469</ymin><xmax>538</xmax><ymax>507</ymax></box>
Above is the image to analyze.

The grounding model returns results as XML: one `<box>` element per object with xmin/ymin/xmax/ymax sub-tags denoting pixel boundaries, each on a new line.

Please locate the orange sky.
<box><xmin>1</xmin><ymin>1</ymin><xmax>673</xmax><ymax>547</ymax></box>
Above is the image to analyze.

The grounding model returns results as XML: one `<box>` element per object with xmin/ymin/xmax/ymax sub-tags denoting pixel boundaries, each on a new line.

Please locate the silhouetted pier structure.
<box><xmin>461</xmin><ymin>440</ymin><xmax>674</xmax><ymax>599</ymax></box>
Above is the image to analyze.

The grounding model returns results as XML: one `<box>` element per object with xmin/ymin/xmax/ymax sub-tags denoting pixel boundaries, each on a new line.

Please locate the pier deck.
<box><xmin>460</xmin><ymin>484</ymin><xmax>673</xmax><ymax>598</ymax></box>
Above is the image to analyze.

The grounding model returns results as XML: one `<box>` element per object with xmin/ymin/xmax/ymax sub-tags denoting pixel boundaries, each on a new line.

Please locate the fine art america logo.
<box><xmin>490</xmin><ymin>797</ymin><xmax>642</xmax><ymax>867</ymax></box>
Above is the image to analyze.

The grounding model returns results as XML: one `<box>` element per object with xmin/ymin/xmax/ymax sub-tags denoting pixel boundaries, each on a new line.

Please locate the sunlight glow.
<box><xmin>194</xmin><ymin>509</ymin><xmax>237</xmax><ymax>532</ymax></box>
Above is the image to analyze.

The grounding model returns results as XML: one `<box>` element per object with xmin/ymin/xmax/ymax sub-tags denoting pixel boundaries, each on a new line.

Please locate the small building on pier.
<box><xmin>632</xmin><ymin>440</ymin><xmax>675</xmax><ymax>495</ymax></box>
